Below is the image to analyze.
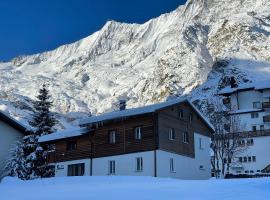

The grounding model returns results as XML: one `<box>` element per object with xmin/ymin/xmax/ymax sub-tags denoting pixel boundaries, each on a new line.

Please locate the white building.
<box><xmin>219</xmin><ymin>80</ymin><xmax>270</xmax><ymax>175</ymax></box>
<box><xmin>0</xmin><ymin>110</ymin><xmax>29</xmax><ymax>179</ymax></box>
<box><xmin>39</xmin><ymin>98</ymin><xmax>214</xmax><ymax>180</ymax></box>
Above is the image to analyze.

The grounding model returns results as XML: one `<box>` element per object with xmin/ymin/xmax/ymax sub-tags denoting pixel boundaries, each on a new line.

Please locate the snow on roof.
<box><xmin>79</xmin><ymin>97</ymin><xmax>187</xmax><ymax>126</ymax></box>
<box><xmin>38</xmin><ymin>98</ymin><xmax>214</xmax><ymax>142</ymax></box>
<box><xmin>229</xmin><ymin>108</ymin><xmax>263</xmax><ymax>115</ymax></box>
<box><xmin>219</xmin><ymin>80</ymin><xmax>270</xmax><ymax>95</ymax></box>
<box><xmin>0</xmin><ymin>110</ymin><xmax>32</xmax><ymax>133</ymax></box>
<box><xmin>38</xmin><ymin>127</ymin><xmax>89</xmax><ymax>143</ymax></box>
<box><xmin>79</xmin><ymin>97</ymin><xmax>214</xmax><ymax>131</ymax></box>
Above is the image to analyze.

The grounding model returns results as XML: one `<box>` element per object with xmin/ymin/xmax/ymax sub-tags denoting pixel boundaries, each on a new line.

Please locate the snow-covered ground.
<box><xmin>0</xmin><ymin>176</ymin><xmax>269</xmax><ymax>200</ymax></box>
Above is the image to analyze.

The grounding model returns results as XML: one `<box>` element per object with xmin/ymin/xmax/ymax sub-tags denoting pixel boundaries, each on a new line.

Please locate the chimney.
<box><xmin>230</xmin><ymin>77</ymin><xmax>238</xmax><ymax>88</ymax></box>
<box><xmin>119</xmin><ymin>100</ymin><xmax>126</xmax><ymax>111</ymax></box>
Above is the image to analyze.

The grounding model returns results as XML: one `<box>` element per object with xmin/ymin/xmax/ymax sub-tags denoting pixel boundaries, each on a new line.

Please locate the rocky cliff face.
<box><xmin>0</xmin><ymin>0</ymin><xmax>270</xmax><ymax>128</ymax></box>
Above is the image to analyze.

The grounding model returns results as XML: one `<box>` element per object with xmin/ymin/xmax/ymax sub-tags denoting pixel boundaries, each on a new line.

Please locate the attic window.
<box><xmin>189</xmin><ymin>113</ymin><xmax>193</xmax><ymax>123</ymax></box>
<box><xmin>179</xmin><ymin>109</ymin><xmax>184</xmax><ymax>119</ymax></box>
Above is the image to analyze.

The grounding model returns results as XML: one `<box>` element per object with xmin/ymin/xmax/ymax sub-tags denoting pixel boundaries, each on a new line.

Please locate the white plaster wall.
<box><xmin>92</xmin><ymin>151</ymin><xmax>155</xmax><ymax>176</ymax></box>
<box><xmin>238</xmin><ymin>112</ymin><xmax>270</xmax><ymax>131</ymax></box>
<box><xmin>230</xmin><ymin>136</ymin><xmax>270</xmax><ymax>174</ymax></box>
<box><xmin>0</xmin><ymin>121</ymin><xmax>23</xmax><ymax>178</ymax></box>
<box><xmin>238</xmin><ymin>90</ymin><xmax>262</xmax><ymax>110</ymax></box>
<box><xmin>54</xmin><ymin>158</ymin><xmax>91</xmax><ymax>177</ymax></box>
<box><xmin>156</xmin><ymin>133</ymin><xmax>211</xmax><ymax>180</ymax></box>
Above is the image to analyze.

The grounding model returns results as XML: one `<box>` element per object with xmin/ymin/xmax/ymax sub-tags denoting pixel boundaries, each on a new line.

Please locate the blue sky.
<box><xmin>0</xmin><ymin>0</ymin><xmax>186</xmax><ymax>61</ymax></box>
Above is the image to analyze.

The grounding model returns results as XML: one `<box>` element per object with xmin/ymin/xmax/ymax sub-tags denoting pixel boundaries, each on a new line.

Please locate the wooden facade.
<box><xmin>47</xmin><ymin>101</ymin><xmax>213</xmax><ymax>163</ymax></box>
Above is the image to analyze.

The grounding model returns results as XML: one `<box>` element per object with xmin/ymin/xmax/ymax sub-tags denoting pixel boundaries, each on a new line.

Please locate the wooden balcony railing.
<box><xmin>262</xmin><ymin>102</ymin><xmax>270</xmax><ymax>109</ymax></box>
<box><xmin>263</xmin><ymin>115</ymin><xmax>270</xmax><ymax>122</ymax></box>
<box><xmin>47</xmin><ymin>148</ymin><xmax>92</xmax><ymax>163</ymax></box>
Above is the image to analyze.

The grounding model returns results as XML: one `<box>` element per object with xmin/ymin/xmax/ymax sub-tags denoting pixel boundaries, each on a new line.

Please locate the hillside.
<box><xmin>0</xmin><ymin>0</ymin><xmax>270</xmax><ymax>128</ymax></box>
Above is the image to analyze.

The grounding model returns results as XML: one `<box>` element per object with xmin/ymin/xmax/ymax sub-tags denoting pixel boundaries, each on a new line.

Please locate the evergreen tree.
<box><xmin>29</xmin><ymin>83</ymin><xmax>56</xmax><ymax>136</ymax></box>
<box><xmin>6</xmin><ymin>83</ymin><xmax>56</xmax><ymax>179</ymax></box>
<box><xmin>4</xmin><ymin>141</ymin><xmax>30</xmax><ymax>180</ymax></box>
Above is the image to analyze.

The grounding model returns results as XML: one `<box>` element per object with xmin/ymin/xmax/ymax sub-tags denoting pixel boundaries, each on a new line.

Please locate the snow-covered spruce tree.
<box><xmin>28</xmin><ymin>83</ymin><xmax>56</xmax><ymax>178</ymax></box>
<box><xmin>4</xmin><ymin>141</ymin><xmax>29</xmax><ymax>180</ymax></box>
<box><xmin>5</xmin><ymin>84</ymin><xmax>56</xmax><ymax>180</ymax></box>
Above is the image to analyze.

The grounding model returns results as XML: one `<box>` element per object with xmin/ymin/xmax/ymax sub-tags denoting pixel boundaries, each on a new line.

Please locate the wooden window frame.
<box><xmin>108</xmin><ymin>130</ymin><xmax>117</xmax><ymax>144</ymax></box>
<box><xmin>178</xmin><ymin>109</ymin><xmax>184</xmax><ymax>119</ymax></box>
<box><xmin>67</xmin><ymin>163</ymin><xmax>85</xmax><ymax>176</ymax></box>
<box><xmin>134</xmin><ymin>126</ymin><xmax>142</xmax><ymax>140</ymax></box>
<box><xmin>182</xmin><ymin>131</ymin><xmax>189</xmax><ymax>144</ymax></box>
<box><xmin>170</xmin><ymin>158</ymin><xmax>176</xmax><ymax>173</ymax></box>
<box><xmin>66</xmin><ymin>141</ymin><xmax>77</xmax><ymax>151</ymax></box>
<box><xmin>108</xmin><ymin>160</ymin><xmax>116</xmax><ymax>175</ymax></box>
<box><xmin>168</xmin><ymin>128</ymin><xmax>176</xmax><ymax>140</ymax></box>
<box><xmin>135</xmin><ymin>157</ymin><xmax>143</xmax><ymax>172</ymax></box>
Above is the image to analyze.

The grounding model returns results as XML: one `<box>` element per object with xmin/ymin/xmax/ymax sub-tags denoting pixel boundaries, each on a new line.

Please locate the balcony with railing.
<box><xmin>263</xmin><ymin>115</ymin><xmax>270</xmax><ymax>122</ymax></box>
<box><xmin>47</xmin><ymin>147</ymin><xmax>92</xmax><ymax>163</ymax></box>
<box><xmin>262</xmin><ymin>102</ymin><xmax>270</xmax><ymax>109</ymax></box>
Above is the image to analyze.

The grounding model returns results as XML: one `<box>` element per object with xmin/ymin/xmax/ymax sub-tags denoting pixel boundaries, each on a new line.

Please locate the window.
<box><xmin>179</xmin><ymin>109</ymin><xmax>184</xmax><ymax>119</ymax></box>
<box><xmin>189</xmin><ymin>113</ymin><xmax>193</xmax><ymax>123</ymax></box>
<box><xmin>199</xmin><ymin>138</ymin><xmax>203</xmax><ymax>149</ymax></box>
<box><xmin>251</xmin><ymin>112</ymin><xmax>259</xmax><ymax>118</ymax></box>
<box><xmin>136</xmin><ymin>157</ymin><xmax>143</xmax><ymax>172</ymax></box>
<box><xmin>170</xmin><ymin>158</ymin><xmax>175</xmax><ymax>173</ymax></box>
<box><xmin>134</xmin><ymin>127</ymin><xmax>142</xmax><ymax>140</ymax></box>
<box><xmin>67</xmin><ymin>141</ymin><xmax>77</xmax><ymax>151</ymax></box>
<box><xmin>109</xmin><ymin>130</ymin><xmax>116</xmax><ymax>144</ymax></box>
<box><xmin>168</xmin><ymin>128</ymin><xmax>176</xmax><ymax>140</ymax></box>
<box><xmin>182</xmin><ymin>132</ymin><xmax>189</xmax><ymax>143</ymax></box>
<box><xmin>243</xmin><ymin>157</ymin><xmax>247</xmax><ymax>162</ymax></box>
<box><xmin>247</xmin><ymin>139</ymin><xmax>254</xmax><ymax>145</ymax></box>
<box><xmin>253</xmin><ymin>102</ymin><xmax>261</xmax><ymax>109</ymax></box>
<box><xmin>248</xmin><ymin>156</ymin><xmax>252</xmax><ymax>162</ymax></box>
<box><xmin>252</xmin><ymin>126</ymin><xmax>257</xmax><ymax>131</ymax></box>
<box><xmin>252</xmin><ymin>156</ymin><xmax>256</xmax><ymax>162</ymax></box>
<box><xmin>239</xmin><ymin>157</ymin><xmax>242</xmax><ymax>163</ymax></box>
<box><xmin>260</xmin><ymin>125</ymin><xmax>264</xmax><ymax>131</ymax></box>
<box><xmin>67</xmin><ymin>163</ymin><xmax>85</xmax><ymax>176</ymax></box>
<box><xmin>108</xmin><ymin>160</ymin><xmax>115</xmax><ymax>175</ymax></box>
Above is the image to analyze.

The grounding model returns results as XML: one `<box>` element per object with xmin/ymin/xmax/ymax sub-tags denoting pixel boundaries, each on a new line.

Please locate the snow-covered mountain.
<box><xmin>0</xmin><ymin>0</ymin><xmax>270</xmax><ymax>128</ymax></box>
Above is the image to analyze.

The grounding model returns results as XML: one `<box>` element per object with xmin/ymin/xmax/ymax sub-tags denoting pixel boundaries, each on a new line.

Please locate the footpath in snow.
<box><xmin>0</xmin><ymin>176</ymin><xmax>270</xmax><ymax>200</ymax></box>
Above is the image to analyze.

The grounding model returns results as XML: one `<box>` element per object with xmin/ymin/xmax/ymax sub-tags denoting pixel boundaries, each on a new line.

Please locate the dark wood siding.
<box><xmin>48</xmin><ymin>135</ymin><xmax>92</xmax><ymax>163</ymax></box>
<box><xmin>157</xmin><ymin>102</ymin><xmax>212</xmax><ymax>158</ymax></box>
<box><xmin>49</xmin><ymin>114</ymin><xmax>156</xmax><ymax>163</ymax></box>
<box><xmin>91</xmin><ymin>114</ymin><xmax>156</xmax><ymax>158</ymax></box>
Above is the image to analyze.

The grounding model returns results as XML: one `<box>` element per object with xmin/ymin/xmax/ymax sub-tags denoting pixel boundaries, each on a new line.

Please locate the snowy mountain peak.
<box><xmin>0</xmin><ymin>0</ymin><xmax>270</xmax><ymax>129</ymax></box>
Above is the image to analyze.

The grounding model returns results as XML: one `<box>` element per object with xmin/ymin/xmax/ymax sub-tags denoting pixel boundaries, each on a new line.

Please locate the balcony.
<box><xmin>229</xmin><ymin>129</ymin><xmax>270</xmax><ymax>138</ymax></box>
<box><xmin>262</xmin><ymin>102</ymin><xmax>270</xmax><ymax>109</ymax></box>
<box><xmin>263</xmin><ymin>115</ymin><xmax>270</xmax><ymax>122</ymax></box>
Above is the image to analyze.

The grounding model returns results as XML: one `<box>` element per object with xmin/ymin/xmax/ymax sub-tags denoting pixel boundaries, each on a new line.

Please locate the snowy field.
<box><xmin>0</xmin><ymin>176</ymin><xmax>269</xmax><ymax>200</ymax></box>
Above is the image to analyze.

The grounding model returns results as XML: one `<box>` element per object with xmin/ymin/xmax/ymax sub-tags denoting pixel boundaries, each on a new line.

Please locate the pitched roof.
<box><xmin>219</xmin><ymin>80</ymin><xmax>270</xmax><ymax>95</ymax></box>
<box><xmin>38</xmin><ymin>98</ymin><xmax>214</xmax><ymax>143</ymax></box>
<box><xmin>0</xmin><ymin>110</ymin><xmax>31</xmax><ymax>134</ymax></box>
<box><xmin>38</xmin><ymin>127</ymin><xmax>89</xmax><ymax>143</ymax></box>
<box><xmin>79</xmin><ymin>97</ymin><xmax>215</xmax><ymax>131</ymax></box>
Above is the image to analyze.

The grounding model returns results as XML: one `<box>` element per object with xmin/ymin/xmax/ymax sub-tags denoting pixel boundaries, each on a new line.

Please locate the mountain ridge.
<box><xmin>0</xmin><ymin>0</ymin><xmax>270</xmax><ymax>129</ymax></box>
